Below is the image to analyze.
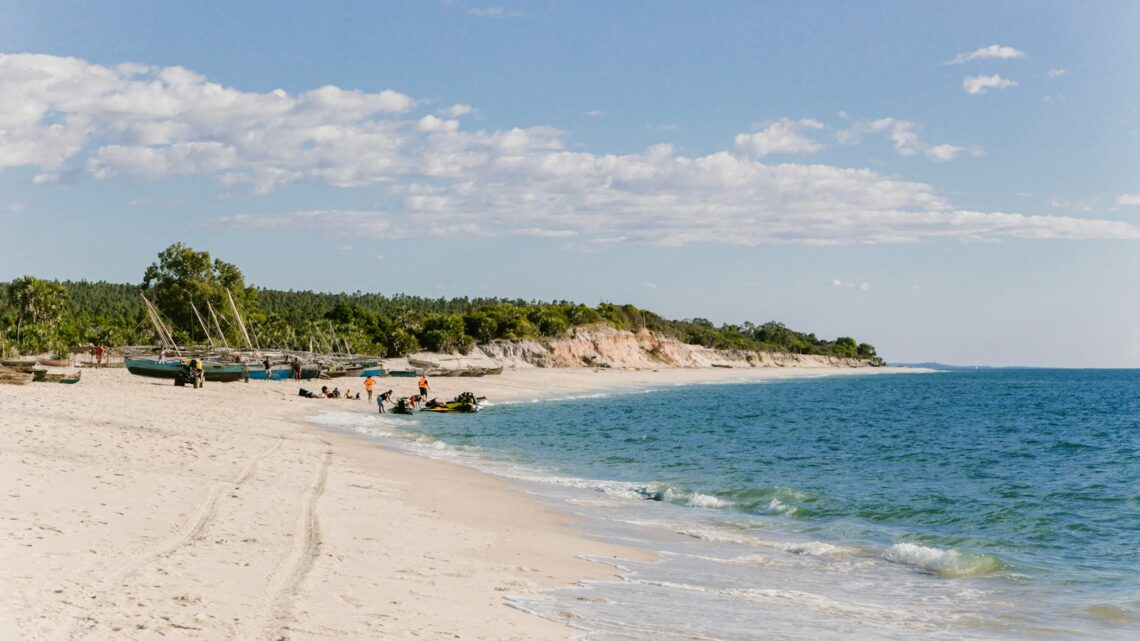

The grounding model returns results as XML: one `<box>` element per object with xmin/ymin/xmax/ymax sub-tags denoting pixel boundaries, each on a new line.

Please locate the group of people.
<box><xmin>299</xmin><ymin>374</ymin><xmax>433</xmax><ymax>412</ymax></box>
<box><xmin>365</xmin><ymin>374</ymin><xmax>430</xmax><ymax>414</ymax></box>
<box><xmin>317</xmin><ymin>385</ymin><xmax>359</xmax><ymax>399</ymax></box>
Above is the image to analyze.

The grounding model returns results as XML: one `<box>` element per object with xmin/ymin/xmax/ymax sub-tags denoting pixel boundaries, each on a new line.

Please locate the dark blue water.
<box><xmin>319</xmin><ymin>370</ymin><xmax>1140</xmax><ymax>640</ymax></box>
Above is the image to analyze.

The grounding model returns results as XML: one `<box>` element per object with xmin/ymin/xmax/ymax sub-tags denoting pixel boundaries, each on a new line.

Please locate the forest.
<box><xmin>0</xmin><ymin>243</ymin><xmax>882</xmax><ymax>364</ymax></box>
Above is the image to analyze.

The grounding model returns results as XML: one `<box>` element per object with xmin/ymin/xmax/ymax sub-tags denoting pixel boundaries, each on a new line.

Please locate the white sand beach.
<box><xmin>1</xmin><ymin>364</ymin><xmax>914</xmax><ymax>640</ymax></box>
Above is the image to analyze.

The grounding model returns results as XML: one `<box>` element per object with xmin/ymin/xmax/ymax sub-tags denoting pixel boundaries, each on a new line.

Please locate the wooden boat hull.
<box><xmin>37</xmin><ymin>358</ymin><xmax>71</xmax><ymax>367</ymax></box>
<box><xmin>248</xmin><ymin>367</ymin><xmax>294</xmax><ymax>381</ymax></box>
<box><xmin>124</xmin><ymin>357</ymin><xmax>246</xmax><ymax>382</ymax></box>
<box><xmin>360</xmin><ymin>367</ymin><xmax>385</xmax><ymax>377</ymax></box>
<box><xmin>37</xmin><ymin>372</ymin><xmax>82</xmax><ymax>384</ymax></box>
<box><xmin>0</xmin><ymin>359</ymin><xmax>38</xmax><ymax>372</ymax></box>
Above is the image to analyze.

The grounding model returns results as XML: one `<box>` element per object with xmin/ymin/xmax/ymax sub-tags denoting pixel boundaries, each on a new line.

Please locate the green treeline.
<box><xmin>1</xmin><ymin>243</ymin><xmax>881</xmax><ymax>363</ymax></box>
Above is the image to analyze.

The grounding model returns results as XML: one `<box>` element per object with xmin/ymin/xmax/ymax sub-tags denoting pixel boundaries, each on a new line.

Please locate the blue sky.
<box><xmin>2</xmin><ymin>1</ymin><xmax>1138</xmax><ymax>366</ymax></box>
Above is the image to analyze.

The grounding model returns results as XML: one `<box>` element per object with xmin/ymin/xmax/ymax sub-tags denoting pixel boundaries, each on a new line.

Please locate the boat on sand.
<box><xmin>124</xmin><ymin>357</ymin><xmax>246</xmax><ymax>383</ymax></box>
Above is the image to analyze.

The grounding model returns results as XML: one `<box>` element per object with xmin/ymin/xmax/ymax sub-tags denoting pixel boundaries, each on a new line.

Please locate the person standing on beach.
<box><xmin>418</xmin><ymin>374</ymin><xmax>430</xmax><ymax>400</ymax></box>
<box><xmin>377</xmin><ymin>389</ymin><xmax>393</xmax><ymax>413</ymax></box>
<box><xmin>262</xmin><ymin>357</ymin><xmax>271</xmax><ymax>380</ymax></box>
<box><xmin>364</xmin><ymin>376</ymin><xmax>375</xmax><ymax>402</ymax></box>
<box><xmin>95</xmin><ymin>344</ymin><xmax>105</xmax><ymax>368</ymax></box>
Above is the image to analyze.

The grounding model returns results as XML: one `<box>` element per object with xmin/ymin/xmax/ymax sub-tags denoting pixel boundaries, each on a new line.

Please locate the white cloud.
<box><xmin>4</xmin><ymin>53</ymin><xmax>1138</xmax><ymax>247</ymax></box>
<box><xmin>963</xmin><ymin>74</ymin><xmax>1018</xmax><ymax>95</ymax></box>
<box><xmin>735</xmin><ymin>118</ymin><xmax>825</xmax><ymax>157</ymax></box>
<box><xmin>924</xmin><ymin>144</ymin><xmax>967</xmax><ymax>162</ymax></box>
<box><xmin>947</xmin><ymin>45</ymin><xmax>1026</xmax><ymax>65</ymax></box>
<box><xmin>584</xmin><ymin>110</ymin><xmax>604</xmax><ymax>118</ymax></box>
<box><xmin>1047</xmin><ymin>68</ymin><xmax>1067</xmax><ymax>78</ymax></box>
<box><xmin>5</xmin><ymin>202</ymin><xmax>25</xmax><ymax>214</ymax></box>
<box><xmin>839</xmin><ymin>118</ymin><xmax>978</xmax><ymax>161</ymax></box>
<box><xmin>1119</xmin><ymin>194</ymin><xmax>1140</xmax><ymax>206</ymax></box>
<box><xmin>437</xmin><ymin>103</ymin><xmax>474</xmax><ymax>118</ymax></box>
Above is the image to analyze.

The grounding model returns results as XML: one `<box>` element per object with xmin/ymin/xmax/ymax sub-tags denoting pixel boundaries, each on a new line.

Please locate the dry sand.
<box><xmin>1</xmin><ymin>364</ymin><xmax>915</xmax><ymax>640</ymax></box>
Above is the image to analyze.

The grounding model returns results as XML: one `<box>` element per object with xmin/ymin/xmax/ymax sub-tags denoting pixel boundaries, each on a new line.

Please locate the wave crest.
<box><xmin>882</xmin><ymin>542</ymin><xmax>1005</xmax><ymax>578</ymax></box>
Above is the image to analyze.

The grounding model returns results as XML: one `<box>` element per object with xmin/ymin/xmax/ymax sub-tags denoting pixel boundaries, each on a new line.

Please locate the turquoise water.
<box><xmin>316</xmin><ymin>369</ymin><xmax>1140</xmax><ymax>640</ymax></box>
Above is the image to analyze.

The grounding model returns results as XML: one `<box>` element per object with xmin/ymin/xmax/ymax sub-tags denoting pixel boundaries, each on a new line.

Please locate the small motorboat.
<box><xmin>422</xmin><ymin>392</ymin><xmax>485</xmax><ymax>414</ymax></box>
<box><xmin>390</xmin><ymin>397</ymin><xmax>417</xmax><ymax>414</ymax></box>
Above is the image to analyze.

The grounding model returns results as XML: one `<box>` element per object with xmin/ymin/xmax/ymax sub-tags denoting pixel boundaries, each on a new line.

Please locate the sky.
<box><xmin>1</xmin><ymin>1</ymin><xmax>1138</xmax><ymax>367</ymax></box>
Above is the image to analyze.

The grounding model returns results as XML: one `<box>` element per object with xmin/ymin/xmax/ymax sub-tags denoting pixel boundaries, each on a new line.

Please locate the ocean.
<box><xmin>312</xmin><ymin>369</ymin><xmax>1140</xmax><ymax>640</ymax></box>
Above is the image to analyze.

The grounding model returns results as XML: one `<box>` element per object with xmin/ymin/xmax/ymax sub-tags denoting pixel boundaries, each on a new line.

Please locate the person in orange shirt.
<box><xmin>363</xmin><ymin>376</ymin><xmax>375</xmax><ymax>402</ymax></box>
<box><xmin>418</xmin><ymin>375</ymin><xmax>429</xmax><ymax>399</ymax></box>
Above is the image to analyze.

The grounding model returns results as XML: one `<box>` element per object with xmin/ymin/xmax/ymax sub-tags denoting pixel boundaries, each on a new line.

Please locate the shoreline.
<box><xmin>1</xmin><ymin>364</ymin><xmax>925</xmax><ymax>640</ymax></box>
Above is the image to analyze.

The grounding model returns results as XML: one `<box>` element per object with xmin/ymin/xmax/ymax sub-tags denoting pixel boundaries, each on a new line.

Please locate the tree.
<box><xmin>834</xmin><ymin>336</ymin><xmax>858</xmax><ymax>358</ymax></box>
<box><xmin>419</xmin><ymin>314</ymin><xmax>472</xmax><ymax>353</ymax></box>
<box><xmin>141</xmin><ymin>243</ymin><xmax>256</xmax><ymax>344</ymax></box>
<box><xmin>3</xmin><ymin>276</ymin><xmax>70</xmax><ymax>354</ymax></box>
<box><xmin>463</xmin><ymin>310</ymin><xmax>497</xmax><ymax>344</ymax></box>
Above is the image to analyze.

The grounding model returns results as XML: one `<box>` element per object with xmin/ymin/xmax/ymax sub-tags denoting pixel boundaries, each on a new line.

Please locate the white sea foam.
<box><xmin>766</xmin><ymin>497</ymin><xmax>798</xmax><ymax>515</ymax></box>
<box><xmin>660</xmin><ymin>487</ymin><xmax>730</xmax><ymax>509</ymax></box>
<box><xmin>779</xmin><ymin>541</ymin><xmax>848</xmax><ymax>557</ymax></box>
<box><xmin>882</xmin><ymin>542</ymin><xmax>1005</xmax><ymax>578</ymax></box>
<box><xmin>496</xmin><ymin>392</ymin><xmax>612</xmax><ymax>405</ymax></box>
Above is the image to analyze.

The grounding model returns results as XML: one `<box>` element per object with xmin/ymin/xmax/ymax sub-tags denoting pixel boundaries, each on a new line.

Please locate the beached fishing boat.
<box><xmin>248</xmin><ymin>366</ymin><xmax>294</xmax><ymax>381</ymax></box>
<box><xmin>37</xmin><ymin>358</ymin><xmax>71</xmax><ymax>368</ymax></box>
<box><xmin>36</xmin><ymin>372</ymin><xmax>82</xmax><ymax>384</ymax></box>
<box><xmin>386</xmin><ymin>369</ymin><xmax>420</xmax><ymax>377</ymax></box>
<box><xmin>360</xmin><ymin>366</ymin><xmax>385</xmax><ymax>377</ymax></box>
<box><xmin>322</xmin><ymin>364</ymin><xmax>359</xmax><ymax>378</ymax></box>
<box><xmin>0</xmin><ymin>366</ymin><xmax>34</xmax><ymax>384</ymax></box>
<box><xmin>0</xmin><ymin>359</ymin><xmax>38</xmax><ymax>372</ymax></box>
<box><xmin>408</xmin><ymin>357</ymin><xmax>441</xmax><ymax>369</ymax></box>
<box><xmin>124</xmin><ymin>357</ymin><xmax>246</xmax><ymax>382</ymax></box>
<box><xmin>436</xmin><ymin>366</ymin><xmax>489</xmax><ymax>377</ymax></box>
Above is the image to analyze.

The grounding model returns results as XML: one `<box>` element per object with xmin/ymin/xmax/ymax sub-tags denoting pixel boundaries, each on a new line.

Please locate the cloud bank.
<box><xmin>2</xmin><ymin>53</ymin><xmax>1137</xmax><ymax>246</ymax></box>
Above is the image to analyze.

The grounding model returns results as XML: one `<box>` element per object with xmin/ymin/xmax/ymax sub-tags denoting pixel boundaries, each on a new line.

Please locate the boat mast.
<box><xmin>206</xmin><ymin>301</ymin><xmax>231</xmax><ymax>350</ymax></box>
<box><xmin>140</xmin><ymin>295</ymin><xmax>182</xmax><ymax>358</ymax></box>
<box><xmin>226</xmin><ymin>290</ymin><xmax>254</xmax><ymax>352</ymax></box>
<box><xmin>190</xmin><ymin>302</ymin><xmax>216</xmax><ymax>349</ymax></box>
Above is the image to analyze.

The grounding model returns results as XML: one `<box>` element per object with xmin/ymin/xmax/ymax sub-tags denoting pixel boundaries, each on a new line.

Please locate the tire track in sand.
<box><xmin>252</xmin><ymin>440</ymin><xmax>332</xmax><ymax>641</ymax></box>
<box><xmin>62</xmin><ymin>435</ymin><xmax>286</xmax><ymax>641</ymax></box>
